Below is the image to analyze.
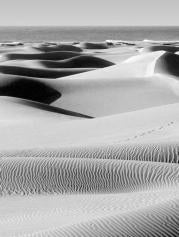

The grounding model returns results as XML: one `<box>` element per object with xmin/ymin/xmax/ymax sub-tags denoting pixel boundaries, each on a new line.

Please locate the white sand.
<box><xmin>0</xmin><ymin>42</ymin><xmax>178</xmax><ymax>237</ymax></box>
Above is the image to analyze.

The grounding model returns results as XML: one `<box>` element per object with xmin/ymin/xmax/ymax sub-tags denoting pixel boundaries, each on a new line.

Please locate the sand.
<box><xmin>0</xmin><ymin>40</ymin><xmax>179</xmax><ymax>237</ymax></box>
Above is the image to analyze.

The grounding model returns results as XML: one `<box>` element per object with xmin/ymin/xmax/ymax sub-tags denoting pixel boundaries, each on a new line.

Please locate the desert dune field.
<box><xmin>0</xmin><ymin>40</ymin><xmax>179</xmax><ymax>237</ymax></box>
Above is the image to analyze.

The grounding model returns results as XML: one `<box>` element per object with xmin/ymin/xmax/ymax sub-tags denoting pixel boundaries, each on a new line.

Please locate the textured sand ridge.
<box><xmin>0</xmin><ymin>41</ymin><xmax>179</xmax><ymax>236</ymax></box>
<box><xmin>1</xmin><ymin>157</ymin><xmax>179</xmax><ymax>195</ymax></box>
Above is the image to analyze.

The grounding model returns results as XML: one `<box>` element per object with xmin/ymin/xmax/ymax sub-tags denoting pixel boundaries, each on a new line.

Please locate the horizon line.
<box><xmin>0</xmin><ymin>25</ymin><xmax>178</xmax><ymax>27</ymax></box>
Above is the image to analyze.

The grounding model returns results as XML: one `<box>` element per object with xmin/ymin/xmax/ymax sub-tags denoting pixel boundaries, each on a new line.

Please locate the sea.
<box><xmin>0</xmin><ymin>26</ymin><xmax>178</xmax><ymax>43</ymax></box>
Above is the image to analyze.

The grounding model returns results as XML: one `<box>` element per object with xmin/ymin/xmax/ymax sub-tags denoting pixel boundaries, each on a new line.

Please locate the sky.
<box><xmin>0</xmin><ymin>0</ymin><xmax>179</xmax><ymax>26</ymax></box>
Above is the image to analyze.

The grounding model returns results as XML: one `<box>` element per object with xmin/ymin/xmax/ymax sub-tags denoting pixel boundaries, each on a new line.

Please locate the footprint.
<box><xmin>158</xmin><ymin>127</ymin><xmax>163</xmax><ymax>130</ymax></box>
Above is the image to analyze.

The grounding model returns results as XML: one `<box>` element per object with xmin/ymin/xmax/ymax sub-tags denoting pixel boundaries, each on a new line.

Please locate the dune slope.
<box><xmin>155</xmin><ymin>52</ymin><xmax>179</xmax><ymax>77</ymax></box>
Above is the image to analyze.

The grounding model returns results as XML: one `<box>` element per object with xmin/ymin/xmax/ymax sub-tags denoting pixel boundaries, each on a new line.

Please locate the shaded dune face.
<box><xmin>1</xmin><ymin>157</ymin><xmax>178</xmax><ymax>196</ymax></box>
<box><xmin>0</xmin><ymin>75</ymin><xmax>61</xmax><ymax>103</ymax></box>
<box><xmin>1</xmin><ymin>51</ymin><xmax>83</xmax><ymax>61</ymax></box>
<box><xmin>155</xmin><ymin>52</ymin><xmax>179</xmax><ymax>77</ymax></box>
<box><xmin>32</xmin><ymin>44</ymin><xmax>83</xmax><ymax>53</ymax></box>
<box><xmin>6</xmin><ymin>97</ymin><xmax>93</xmax><ymax>118</ymax></box>
<box><xmin>38</xmin><ymin>55</ymin><xmax>115</xmax><ymax>68</ymax></box>
<box><xmin>0</xmin><ymin>65</ymin><xmax>94</xmax><ymax>78</ymax></box>
<box><xmin>143</xmin><ymin>45</ymin><xmax>179</xmax><ymax>53</ymax></box>
<box><xmin>81</xmin><ymin>42</ymin><xmax>108</xmax><ymax>49</ymax></box>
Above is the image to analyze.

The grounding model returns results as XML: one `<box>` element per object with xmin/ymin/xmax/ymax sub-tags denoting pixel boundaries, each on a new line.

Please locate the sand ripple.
<box><xmin>1</xmin><ymin>157</ymin><xmax>178</xmax><ymax>196</ymax></box>
<box><xmin>2</xmin><ymin>142</ymin><xmax>179</xmax><ymax>164</ymax></box>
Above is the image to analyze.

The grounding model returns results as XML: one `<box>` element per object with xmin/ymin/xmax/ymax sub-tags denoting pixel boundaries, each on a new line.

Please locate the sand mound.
<box><xmin>38</xmin><ymin>55</ymin><xmax>114</xmax><ymax>68</ymax></box>
<box><xmin>15</xmin><ymin>99</ymin><xmax>92</xmax><ymax>118</ymax></box>
<box><xmin>143</xmin><ymin>45</ymin><xmax>179</xmax><ymax>53</ymax></box>
<box><xmin>33</xmin><ymin>43</ymin><xmax>83</xmax><ymax>52</ymax></box>
<box><xmin>1</xmin><ymin>51</ymin><xmax>83</xmax><ymax>61</ymax></box>
<box><xmin>1</xmin><ymin>188</ymin><xmax>178</xmax><ymax>236</ymax></box>
<box><xmin>81</xmin><ymin>42</ymin><xmax>108</xmax><ymax>49</ymax></box>
<box><xmin>0</xmin><ymin>74</ymin><xmax>61</xmax><ymax>103</ymax></box>
<box><xmin>154</xmin><ymin>52</ymin><xmax>179</xmax><ymax>77</ymax></box>
<box><xmin>0</xmin><ymin>65</ymin><xmax>94</xmax><ymax>78</ymax></box>
<box><xmin>0</xmin><ymin>102</ymin><xmax>179</xmax><ymax>150</ymax></box>
<box><xmin>8</xmin><ymin>142</ymin><xmax>178</xmax><ymax>164</ymax></box>
<box><xmin>0</xmin><ymin>96</ymin><xmax>78</xmax><ymax>121</ymax></box>
<box><xmin>51</xmin><ymin>74</ymin><xmax>179</xmax><ymax>116</ymax></box>
<box><xmin>40</xmin><ymin>199</ymin><xmax>178</xmax><ymax>237</ymax></box>
<box><xmin>1</xmin><ymin>157</ymin><xmax>178</xmax><ymax>196</ymax></box>
<box><xmin>0</xmin><ymin>96</ymin><xmax>93</xmax><ymax>121</ymax></box>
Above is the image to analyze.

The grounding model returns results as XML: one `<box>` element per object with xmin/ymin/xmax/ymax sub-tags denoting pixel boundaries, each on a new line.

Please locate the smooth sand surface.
<box><xmin>0</xmin><ymin>41</ymin><xmax>179</xmax><ymax>237</ymax></box>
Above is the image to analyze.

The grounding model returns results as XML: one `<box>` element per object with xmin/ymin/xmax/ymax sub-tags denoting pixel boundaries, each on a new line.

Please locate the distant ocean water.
<box><xmin>0</xmin><ymin>26</ymin><xmax>178</xmax><ymax>42</ymax></box>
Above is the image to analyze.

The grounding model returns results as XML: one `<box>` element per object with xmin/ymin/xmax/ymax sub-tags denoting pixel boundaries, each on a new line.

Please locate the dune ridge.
<box><xmin>32</xmin><ymin>44</ymin><xmax>83</xmax><ymax>53</ymax></box>
<box><xmin>81</xmin><ymin>42</ymin><xmax>108</xmax><ymax>49</ymax></box>
<box><xmin>0</xmin><ymin>51</ymin><xmax>83</xmax><ymax>61</ymax></box>
<box><xmin>36</xmin><ymin>55</ymin><xmax>115</xmax><ymax>68</ymax></box>
<box><xmin>0</xmin><ymin>65</ymin><xmax>94</xmax><ymax>78</ymax></box>
<box><xmin>142</xmin><ymin>45</ymin><xmax>179</xmax><ymax>53</ymax></box>
<box><xmin>1</xmin><ymin>141</ymin><xmax>178</xmax><ymax>164</ymax></box>
<box><xmin>1</xmin><ymin>157</ymin><xmax>178</xmax><ymax>196</ymax></box>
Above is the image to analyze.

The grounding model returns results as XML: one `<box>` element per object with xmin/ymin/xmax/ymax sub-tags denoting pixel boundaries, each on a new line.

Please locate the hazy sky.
<box><xmin>0</xmin><ymin>0</ymin><xmax>179</xmax><ymax>26</ymax></box>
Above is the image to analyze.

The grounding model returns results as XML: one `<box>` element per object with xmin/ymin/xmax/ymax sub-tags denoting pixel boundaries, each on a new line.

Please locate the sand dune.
<box><xmin>0</xmin><ymin>102</ymin><xmax>179</xmax><ymax>149</ymax></box>
<box><xmin>0</xmin><ymin>41</ymin><xmax>179</xmax><ymax>237</ymax></box>
<box><xmin>1</xmin><ymin>51</ymin><xmax>84</xmax><ymax>61</ymax></box>
<box><xmin>1</xmin><ymin>189</ymin><xmax>178</xmax><ymax>237</ymax></box>
<box><xmin>0</xmin><ymin>65</ymin><xmax>94</xmax><ymax>78</ymax></box>
<box><xmin>1</xmin><ymin>157</ymin><xmax>178</xmax><ymax>195</ymax></box>
<box><xmin>0</xmin><ymin>97</ymin><xmax>93</xmax><ymax>147</ymax></box>
<box><xmin>32</xmin><ymin>43</ymin><xmax>83</xmax><ymax>52</ymax></box>
<box><xmin>41</xmin><ymin>51</ymin><xmax>179</xmax><ymax>116</ymax></box>
<box><xmin>81</xmin><ymin>42</ymin><xmax>108</xmax><ymax>49</ymax></box>
<box><xmin>5</xmin><ymin>141</ymin><xmax>178</xmax><ymax>164</ymax></box>
<box><xmin>0</xmin><ymin>96</ymin><xmax>83</xmax><ymax>121</ymax></box>
<box><xmin>0</xmin><ymin>74</ymin><xmax>61</xmax><ymax>103</ymax></box>
<box><xmin>155</xmin><ymin>52</ymin><xmax>179</xmax><ymax>77</ymax></box>
<box><xmin>51</xmin><ymin>73</ymin><xmax>179</xmax><ymax>116</ymax></box>
<box><xmin>36</xmin><ymin>55</ymin><xmax>115</xmax><ymax>68</ymax></box>
<box><xmin>0</xmin><ymin>56</ymin><xmax>115</xmax><ymax>70</ymax></box>
<box><xmin>1</xmin><ymin>55</ymin><xmax>114</xmax><ymax>69</ymax></box>
<box><xmin>142</xmin><ymin>45</ymin><xmax>179</xmax><ymax>53</ymax></box>
<box><xmin>37</xmin><ymin>199</ymin><xmax>178</xmax><ymax>237</ymax></box>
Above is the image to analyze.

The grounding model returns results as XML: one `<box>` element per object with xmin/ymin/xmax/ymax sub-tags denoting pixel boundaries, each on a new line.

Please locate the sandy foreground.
<box><xmin>0</xmin><ymin>40</ymin><xmax>179</xmax><ymax>236</ymax></box>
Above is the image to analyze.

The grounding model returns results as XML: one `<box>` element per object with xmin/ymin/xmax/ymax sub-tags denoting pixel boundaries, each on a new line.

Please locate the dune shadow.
<box><xmin>0</xmin><ymin>65</ymin><xmax>94</xmax><ymax>78</ymax></box>
<box><xmin>155</xmin><ymin>52</ymin><xmax>179</xmax><ymax>77</ymax></box>
<box><xmin>16</xmin><ymin>99</ymin><xmax>93</xmax><ymax>118</ymax></box>
<box><xmin>1</xmin><ymin>51</ymin><xmax>83</xmax><ymax>61</ymax></box>
<box><xmin>0</xmin><ymin>74</ymin><xmax>61</xmax><ymax>104</ymax></box>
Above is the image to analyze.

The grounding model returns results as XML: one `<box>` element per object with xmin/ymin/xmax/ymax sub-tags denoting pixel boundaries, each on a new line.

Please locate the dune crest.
<box><xmin>32</xmin><ymin>43</ymin><xmax>83</xmax><ymax>52</ymax></box>
<box><xmin>142</xmin><ymin>45</ymin><xmax>179</xmax><ymax>53</ymax></box>
<box><xmin>81</xmin><ymin>42</ymin><xmax>108</xmax><ymax>49</ymax></box>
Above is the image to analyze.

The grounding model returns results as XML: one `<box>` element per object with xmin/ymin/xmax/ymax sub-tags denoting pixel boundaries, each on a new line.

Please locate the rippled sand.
<box><xmin>0</xmin><ymin>41</ymin><xmax>179</xmax><ymax>237</ymax></box>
